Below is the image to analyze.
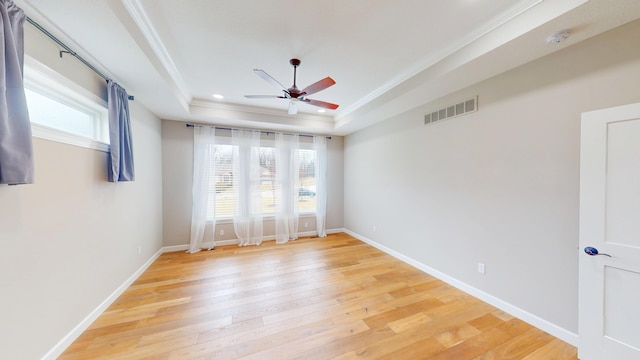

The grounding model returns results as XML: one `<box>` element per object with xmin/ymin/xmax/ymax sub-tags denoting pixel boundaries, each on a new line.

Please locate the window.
<box><xmin>207</xmin><ymin>144</ymin><xmax>318</xmax><ymax>220</ymax></box>
<box><xmin>24</xmin><ymin>57</ymin><xmax>109</xmax><ymax>150</ymax></box>
<box><xmin>25</xmin><ymin>88</ymin><xmax>105</xmax><ymax>141</ymax></box>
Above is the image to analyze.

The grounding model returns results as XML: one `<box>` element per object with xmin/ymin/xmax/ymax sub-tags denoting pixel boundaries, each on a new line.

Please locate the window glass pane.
<box><xmin>298</xmin><ymin>149</ymin><xmax>316</xmax><ymax>213</ymax></box>
<box><xmin>258</xmin><ymin>147</ymin><xmax>276</xmax><ymax>214</ymax></box>
<box><xmin>212</xmin><ymin>144</ymin><xmax>235</xmax><ymax>218</ymax></box>
<box><xmin>25</xmin><ymin>88</ymin><xmax>97</xmax><ymax>139</ymax></box>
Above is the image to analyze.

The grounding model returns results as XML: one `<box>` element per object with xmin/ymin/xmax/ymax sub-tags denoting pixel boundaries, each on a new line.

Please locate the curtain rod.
<box><xmin>26</xmin><ymin>17</ymin><xmax>134</xmax><ymax>101</ymax></box>
<box><xmin>185</xmin><ymin>123</ymin><xmax>332</xmax><ymax>140</ymax></box>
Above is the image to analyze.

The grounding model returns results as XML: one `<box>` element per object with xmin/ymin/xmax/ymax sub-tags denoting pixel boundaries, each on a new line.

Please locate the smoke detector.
<box><xmin>546</xmin><ymin>30</ymin><xmax>571</xmax><ymax>44</ymax></box>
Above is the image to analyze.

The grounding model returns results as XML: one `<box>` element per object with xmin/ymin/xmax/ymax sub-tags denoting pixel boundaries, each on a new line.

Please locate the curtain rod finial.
<box><xmin>128</xmin><ymin>95</ymin><xmax>134</xmax><ymax>101</ymax></box>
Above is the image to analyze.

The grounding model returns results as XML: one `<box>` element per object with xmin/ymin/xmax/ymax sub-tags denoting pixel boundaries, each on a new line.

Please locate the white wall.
<box><xmin>344</xmin><ymin>19</ymin><xmax>640</xmax><ymax>335</ymax></box>
<box><xmin>161</xmin><ymin>120</ymin><xmax>344</xmax><ymax>247</ymax></box>
<box><xmin>0</xmin><ymin>25</ymin><xmax>163</xmax><ymax>359</ymax></box>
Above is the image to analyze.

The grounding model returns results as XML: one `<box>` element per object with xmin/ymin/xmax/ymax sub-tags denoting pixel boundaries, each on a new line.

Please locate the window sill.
<box><xmin>32</xmin><ymin>123</ymin><xmax>110</xmax><ymax>153</ymax></box>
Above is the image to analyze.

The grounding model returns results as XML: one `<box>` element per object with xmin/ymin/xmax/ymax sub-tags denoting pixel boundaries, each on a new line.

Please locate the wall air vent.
<box><xmin>424</xmin><ymin>96</ymin><xmax>478</xmax><ymax>125</ymax></box>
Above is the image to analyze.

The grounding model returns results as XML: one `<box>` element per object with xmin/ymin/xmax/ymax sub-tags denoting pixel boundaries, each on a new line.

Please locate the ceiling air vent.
<box><xmin>424</xmin><ymin>96</ymin><xmax>478</xmax><ymax>125</ymax></box>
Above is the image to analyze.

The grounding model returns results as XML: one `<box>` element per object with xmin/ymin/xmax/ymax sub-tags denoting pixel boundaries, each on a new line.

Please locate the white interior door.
<box><xmin>579</xmin><ymin>102</ymin><xmax>640</xmax><ymax>360</ymax></box>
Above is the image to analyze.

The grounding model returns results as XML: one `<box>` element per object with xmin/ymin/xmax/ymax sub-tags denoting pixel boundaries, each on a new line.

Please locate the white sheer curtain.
<box><xmin>274</xmin><ymin>133</ymin><xmax>299</xmax><ymax>243</ymax></box>
<box><xmin>233</xmin><ymin>129</ymin><xmax>264</xmax><ymax>246</ymax></box>
<box><xmin>314</xmin><ymin>136</ymin><xmax>328</xmax><ymax>238</ymax></box>
<box><xmin>189</xmin><ymin>126</ymin><xmax>216</xmax><ymax>253</ymax></box>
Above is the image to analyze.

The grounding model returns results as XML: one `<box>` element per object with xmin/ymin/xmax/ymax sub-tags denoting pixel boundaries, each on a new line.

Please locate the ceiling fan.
<box><xmin>245</xmin><ymin>58</ymin><xmax>339</xmax><ymax>115</ymax></box>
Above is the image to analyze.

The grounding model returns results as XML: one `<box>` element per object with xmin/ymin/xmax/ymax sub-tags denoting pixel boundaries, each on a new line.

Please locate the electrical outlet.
<box><xmin>137</xmin><ymin>245</ymin><xmax>141</xmax><ymax>255</ymax></box>
<box><xmin>219</xmin><ymin>229</ymin><xmax>224</xmax><ymax>236</ymax></box>
<box><xmin>373</xmin><ymin>225</ymin><xmax>377</xmax><ymax>233</ymax></box>
<box><xmin>477</xmin><ymin>263</ymin><xmax>486</xmax><ymax>274</ymax></box>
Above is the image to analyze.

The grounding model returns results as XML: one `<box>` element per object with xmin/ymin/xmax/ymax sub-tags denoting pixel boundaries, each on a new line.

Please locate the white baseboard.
<box><xmin>162</xmin><ymin>244</ymin><xmax>189</xmax><ymax>252</ymax></box>
<box><xmin>297</xmin><ymin>231</ymin><xmax>317</xmax><ymax>237</ymax></box>
<box><xmin>343</xmin><ymin>229</ymin><xmax>579</xmax><ymax>347</ymax></box>
<box><xmin>166</xmin><ymin>228</ymin><xmax>346</xmax><ymax>253</ymax></box>
<box><xmin>42</xmin><ymin>247</ymin><xmax>165</xmax><ymax>360</ymax></box>
<box><xmin>327</xmin><ymin>228</ymin><xmax>345</xmax><ymax>235</ymax></box>
<box><xmin>214</xmin><ymin>239</ymin><xmax>239</xmax><ymax>246</ymax></box>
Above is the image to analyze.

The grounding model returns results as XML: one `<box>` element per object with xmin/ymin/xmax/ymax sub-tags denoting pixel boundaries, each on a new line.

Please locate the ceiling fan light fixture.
<box><xmin>288</xmin><ymin>100</ymin><xmax>297</xmax><ymax>115</ymax></box>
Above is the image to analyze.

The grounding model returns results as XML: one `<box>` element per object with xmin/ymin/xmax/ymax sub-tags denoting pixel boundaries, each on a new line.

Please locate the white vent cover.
<box><xmin>424</xmin><ymin>96</ymin><xmax>477</xmax><ymax>125</ymax></box>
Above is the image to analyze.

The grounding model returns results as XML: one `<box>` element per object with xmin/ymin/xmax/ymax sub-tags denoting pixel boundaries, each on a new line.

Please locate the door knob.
<box><xmin>584</xmin><ymin>247</ymin><xmax>612</xmax><ymax>257</ymax></box>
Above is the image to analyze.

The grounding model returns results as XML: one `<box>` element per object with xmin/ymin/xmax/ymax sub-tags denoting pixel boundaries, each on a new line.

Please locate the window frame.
<box><xmin>24</xmin><ymin>56</ymin><xmax>109</xmax><ymax>152</ymax></box>
<box><xmin>206</xmin><ymin>135</ymin><xmax>319</xmax><ymax>222</ymax></box>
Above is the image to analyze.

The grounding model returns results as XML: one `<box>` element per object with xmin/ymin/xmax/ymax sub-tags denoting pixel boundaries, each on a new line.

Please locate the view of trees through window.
<box><xmin>208</xmin><ymin>145</ymin><xmax>317</xmax><ymax>219</ymax></box>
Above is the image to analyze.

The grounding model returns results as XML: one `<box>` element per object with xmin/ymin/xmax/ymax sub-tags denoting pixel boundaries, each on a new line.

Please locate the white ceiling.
<box><xmin>16</xmin><ymin>0</ymin><xmax>640</xmax><ymax>135</ymax></box>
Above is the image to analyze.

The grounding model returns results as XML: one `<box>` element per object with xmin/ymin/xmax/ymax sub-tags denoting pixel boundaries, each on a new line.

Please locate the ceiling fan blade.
<box><xmin>254</xmin><ymin>69</ymin><xmax>288</xmax><ymax>92</ymax></box>
<box><xmin>301</xmin><ymin>98</ymin><xmax>339</xmax><ymax>110</ymax></box>
<box><xmin>244</xmin><ymin>95</ymin><xmax>287</xmax><ymax>99</ymax></box>
<box><xmin>300</xmin><ymin>77</ymin><xmax>335</xmax><ymax>96</ymax></box>
<box><xmin>288</xmin><ymin>100</ymin><xmax>298</xmax><ymax>115</ymax></box>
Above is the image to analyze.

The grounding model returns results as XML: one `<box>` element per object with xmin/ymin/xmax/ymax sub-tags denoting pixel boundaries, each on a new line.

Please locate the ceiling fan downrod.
<box><xmin>290</xmin><ymin>58</ymin><xmax>301</xmax><ymax>93</ymax></box>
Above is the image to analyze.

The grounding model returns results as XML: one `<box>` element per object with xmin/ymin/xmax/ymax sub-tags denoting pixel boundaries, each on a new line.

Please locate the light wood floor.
<box><xmin>60</xmin><ymin>233</ymin><xmax>578</xmax><ymax>359</ymax></box>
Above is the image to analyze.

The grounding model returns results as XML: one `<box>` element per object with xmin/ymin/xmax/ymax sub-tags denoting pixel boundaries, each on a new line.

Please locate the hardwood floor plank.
<box><xmin>424</xmin><ymin>318</ymin><xmax>534</xmax><ymax>360</ymax></box>
<box><xmin>58</xmin><ymin>233</ymin><xmax>577</xmax><ymax>359</ymax></box>
<box><xmin>387</xmin><ymin>311</ymin><xmax>431</xmax><ymax>334</ymax></box>
<box><xmin>475</xmin><ymin>327</ymin><xmax>557</xmax><ymax>360</ymax></box>
<box><xmin>520</xmin><ymin>338</ymin><xmax>579</xmax><ymax>360</ymax></box>
<box><xmin>376</xmin><ymin>337</ymin><xmax>447</xmax><ymax>360</ymax></box>
<box><xmin>468</xmin><ymin>313</ymin><xmax>505</xmax><ymax>332</ymax></box>
<box><xmin>218</xmin><ymin>320</ymin><xmax>371</xmax><ymax>360</ymax></box>
<box><xmin>434</xmin><ymin>323</ymin><xmax>482</xmax><ymax>348</ymax></box>
<box><xmin>331</xmin><ymin>302</ymin><xmax>496</xmax><ymax>359</ymax></box>
<box><xmin>290</xmin><ymin>326</ymin><xmax>398</xmax><ymax>360</ymax></box>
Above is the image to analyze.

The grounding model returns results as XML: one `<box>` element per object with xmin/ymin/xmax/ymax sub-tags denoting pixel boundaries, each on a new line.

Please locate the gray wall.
<box><xmin>344</xmin><ymin>19</ymin><xmax>640</xmax><ymax>334</ymax></box>
<box><xmin>0</xmin><ymin>26</ymin><xmax>164</xmax><ymax>359</ymax></box>
<box><xmin>162</xmin><ymin>120</ymin><xmax>344</xmax><ymax>247</ymax></box>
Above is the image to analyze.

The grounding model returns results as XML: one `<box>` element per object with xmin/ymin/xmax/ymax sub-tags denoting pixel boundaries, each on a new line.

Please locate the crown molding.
<box><xmin>191</xmin><ymin>98</ymin><xmax>334</xmax><ymax>122</ymax></box>
<box><xmin>189</xmin><ymin>99</ymin><xmax>336</xmax><ymax>133</ymax></box>
<box><xmin>121</xmin><ymin>0</ymin><xmax>192</xmax><ymax>106</ymax></box>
